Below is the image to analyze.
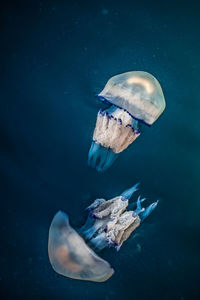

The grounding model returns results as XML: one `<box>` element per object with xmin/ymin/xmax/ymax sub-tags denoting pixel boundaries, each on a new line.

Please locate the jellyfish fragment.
<box><xmin>48</xmin><ymin>184</ymin><xmax>159</xmax><ymax>282</ymax></box>
<box><xmin>88</xmin><ymin>71</ymin><xmax>166</xmax><ymax>171</ymax></box>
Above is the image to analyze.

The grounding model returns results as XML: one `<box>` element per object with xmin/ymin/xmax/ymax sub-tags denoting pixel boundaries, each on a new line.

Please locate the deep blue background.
<box><xmin>1</xmin><ymin>0</ymin><xmax>200</xmax><ymax>299</ymax></box>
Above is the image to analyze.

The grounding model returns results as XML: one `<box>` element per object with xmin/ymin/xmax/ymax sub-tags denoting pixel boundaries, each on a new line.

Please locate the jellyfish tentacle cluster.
<box><xmin>48</xmin><ymin>184</ymin><xmax>159</xmax><ymax>282</ymax></box>
<box><xmin>93</xmin><ymin>107</ymin><xmax>140</xmax><ymax>154</ymax></box>
<box><xmin>88</xmin><ymin>106</ymin><xmax>140</xmax><ymax>172</ymax></box>
<box><xmin>83</xmin><ymin>185</ymin><xmax>158</xmax><ymax>252</ymax></box>
<box><xmin>88</xmin><ymin>71</ymin><xmax>166</xmax><ymax>171</ymax></box>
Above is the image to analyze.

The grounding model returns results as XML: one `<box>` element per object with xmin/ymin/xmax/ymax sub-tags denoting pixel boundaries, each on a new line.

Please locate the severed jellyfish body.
<box><xmin>88</xmin><ymin>71</ymin><xmax>166</xmax><ymax>171</ymax></box>
<box><xmin>48</xmin><ymin>184</ymin><xmax>158</xmax><ymax>282</ymax></box>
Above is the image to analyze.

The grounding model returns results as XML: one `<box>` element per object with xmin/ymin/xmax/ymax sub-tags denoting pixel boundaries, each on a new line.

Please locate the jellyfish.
<box><xmin>88</xmin><ymin>71</ymin><xmax>166</xmax><ymax>171</ymax></box>
<box><xmin>48</xmin><ymin>184</ymin><xmax>158</xmax><ymax>282</ymax></box>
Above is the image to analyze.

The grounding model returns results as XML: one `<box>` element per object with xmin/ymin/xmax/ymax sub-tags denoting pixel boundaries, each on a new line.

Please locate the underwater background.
<box><xmin>1</xmin><ymin>0</ymin><xmax>200</xmax><ymax>299</ymax></box>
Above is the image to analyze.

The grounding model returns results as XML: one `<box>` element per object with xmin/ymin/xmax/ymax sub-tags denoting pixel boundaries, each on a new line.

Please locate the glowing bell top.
<box><xmin>98</xmin><ymin>71</ymin><xmax>166</xmax><ymax>125</ymax></box>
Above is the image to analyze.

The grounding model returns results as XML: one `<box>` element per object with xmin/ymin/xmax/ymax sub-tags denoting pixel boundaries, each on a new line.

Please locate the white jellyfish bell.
<box><xmin>88</xmin><ymin>71</ymin><xmax>166</xmax><ymax>171</ymax></box>
<box><xmin>48</xmin><ymin>184</ymin><xmax>159</xmax><ymax>282</ymax></box>
<box><xmin>48</xmin><ymin>211</ymin><xmax>114</xmax><ymax>282</ymax></box>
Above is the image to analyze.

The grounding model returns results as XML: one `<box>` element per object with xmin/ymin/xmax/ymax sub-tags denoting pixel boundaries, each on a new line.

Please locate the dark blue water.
<box><xmin>1</xmin><ymin>1</ymin><xmax>200</xmax><ymax>299</ymax></box>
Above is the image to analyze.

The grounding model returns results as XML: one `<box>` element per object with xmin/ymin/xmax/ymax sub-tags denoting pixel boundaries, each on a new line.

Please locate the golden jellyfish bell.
<box><xmin>98</xmin><ymin>71</ymin><xmax>166</xmax><ymax>125</ymax></box>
